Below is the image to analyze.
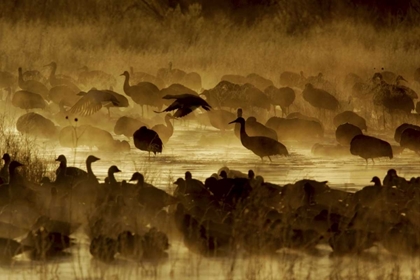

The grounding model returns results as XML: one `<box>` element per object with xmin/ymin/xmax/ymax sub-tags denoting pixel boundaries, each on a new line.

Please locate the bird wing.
<box><xmin>173</xmin><ymin>107</ymin><xmax>193</xmax><ymax>118</ymax></box>
<box><xmin>154</xmin><ymin>100</ymin><xmax>181</xmax><ymax>113</ymax></box>
<box><xmin>68</xmin><ymin>95</ymin><xmax>102</xmax><ymax>116</ymax></box>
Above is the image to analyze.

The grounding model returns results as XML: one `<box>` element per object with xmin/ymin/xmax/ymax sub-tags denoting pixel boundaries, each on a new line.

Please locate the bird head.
<box><xmin>129</xmin><ymin>172</ymin><xmax>144</xmax><ymax>183</ymax></box>
<box><xmin>87</xmin><ymin>155</ymin><xmax>100</xmax><ymax>163</ymax></box>
<box><xmin>2</xmin><ymin>153</ymin><xmax>10</xmax><ymax>161</ymax></box>
<box><xmin>109</xmin><ymin>165</ymin><xmax>121</xmax><ymax>174</ymax></box>
<box><xmin>371</xmin><ymin>176</ymin><xmax>381</xmax><ymax>185</ymax></box>
<box><xmin>120</xmin><ymin>71</ymin><xmax>129</xmax><ymax>77</ymax></box>
<box><xmin>228</xmin><ymin>117</ymin><xmax>245</xmax><ymax>125</ymax></box>
<box><xmin>173</xmin><ymin>178</ymin><xmax>185</xmax><ymax>185</ymax></box>
<box><xmin>55</xmin><ymin>154</ymin><xmax>67</xmax><ymax>163</ymax></box>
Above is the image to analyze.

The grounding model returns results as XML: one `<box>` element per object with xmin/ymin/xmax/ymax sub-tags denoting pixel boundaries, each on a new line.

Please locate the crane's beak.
<box><xmin>228</xmin><ymin>118</ymin><xmax>239</xmax><ymax>124</ymax></box>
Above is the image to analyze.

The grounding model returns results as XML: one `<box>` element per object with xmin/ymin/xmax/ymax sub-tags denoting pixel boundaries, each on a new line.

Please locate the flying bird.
<box><xmin>154</xmin><ymin>93</ymin><xmax>211</xmax><ymax>118</ymax></box>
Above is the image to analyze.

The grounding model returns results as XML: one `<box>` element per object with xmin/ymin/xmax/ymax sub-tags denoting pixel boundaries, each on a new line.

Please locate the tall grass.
<box><xmin>1</xmin><ymin>1</ymin><xmax>420</xmax><ymax>91</ymax></box>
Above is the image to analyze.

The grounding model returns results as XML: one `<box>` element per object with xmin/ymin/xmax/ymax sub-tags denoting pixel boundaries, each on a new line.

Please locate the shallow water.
<box><xmin>4</xmin><ymin>120</ymin><xmax>420</xmax><ymax>279</ymax></box>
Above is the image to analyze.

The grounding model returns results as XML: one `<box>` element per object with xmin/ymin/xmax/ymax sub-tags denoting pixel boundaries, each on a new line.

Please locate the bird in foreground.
<box><xmin>154</xmin><ymin>93</ymin><xmax>211</xmax><ymax>118</ymax></box>
<box><xmin>229</xmin><ymin>117</ymin><xmax>289</xmax><ymax>161</ymax></box>
<box><xmin>68</xmin><ymin>89</ymin><xmax>121</xmax><ymax>116</ymax></box>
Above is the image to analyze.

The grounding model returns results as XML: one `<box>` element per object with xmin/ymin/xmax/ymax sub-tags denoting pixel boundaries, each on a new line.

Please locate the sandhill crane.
<box><xmin>350</xmin><ymin>134</ymin><xmax>393</xmax><ymax>163</ymax></box>
<box><xmin>279</xmin><ymin>71</ymin><xmax>304</xmax><ymax>88</ymax></box>
<box><xmin>302</xmin><ymin>83</ymin><xmax>339</xmax><ymax>112</ymax></box>
<box><xmin>16</xmin><ymin>112</ymin><xmax>58</xmax><ymax>139</ymax></box>
<box><xmin>77</xmin><ymin>66</ymin><xmax>117</xmax><ymax>89</ymax></box>
<box><xmin>121</xmin><ymin>71</ymin><xmax>162</xmax><ymax>117</ymax></box>
<box><xmin>400</xmin><ymin>128</ymin><xmax>420</xmax><ymax>154</ymax></box>
<box><xmin>155</xmin><ymin>93</ymin><xmax>211</xmax><ymax>118</ymax></box>
<box><xmin>12</xmin><ymin>90</ymin><xmax>46</xmax><ymax>111</ymax></box>
<box><xmin>335</xmin><ymin>123</ymin><xmax>363</xmax><ymax>146</ymax></box>
<box><xmin>229</xmin><ymin>117</ymin><xmax>288</xmax><ymax>161</ymax></box>
<box><xmin>264</xmin><ymin>85</ymin><xmax>295</xmax><ymax>116</ymax></box>
<box><xmin>48</xmin><ymin>85</ymin><xmax>80</xmax><ymax>107</ymax></box>
<box><xmin>246</xmin><ymin>73</ymin><xmax>273</xmax><ymax>91</ymax></box>
<box><xmin>394</xmin><ymin>76</ymin><xmax>418</xmax><ymax>100</ymax></box>
<box><xmin>114</xmin><ymin>116</ymin><xmax>147</xmax><ymax>138</ymax></box>
<box><xmin>333</xmin><ymin>111</ymin><xmax>367</xmax><ymax>131</ymax></box>
<box><xmin>68</xmin><ymin>89</ymin><xmax>121</xmax><ymax>117</ymax></box>
<box><xmin>157</xmin><ymin>62</ymin><xmax>186</xmax><ymax>86</ymax></box>
<box><xmin>394</xmin><ymin>123</ymin><xmax>420</xmax><ymax>143</ymax></box>
<box><xmin>44</xmin><ymin>62</ymin><xmax>80</xmax><ymax>92</ymax></box>
<box><xmin>151</xmin><ymin>114</ymin><xmax>174</xmax><ymax>144</ymax></box>
<box><xmin>18</xmin><ymin>67</ymin><xmax>49</xmax><ymax>99</ymax></box>
<box><xmin>133</xmin><ymin>126</ymin><xmax>163</xmax><ymax>157</ymax></box>
<box><xmin>128</xmin><ymin>66</ymin><xmax>165</xmax><ymax>89</ymax></box>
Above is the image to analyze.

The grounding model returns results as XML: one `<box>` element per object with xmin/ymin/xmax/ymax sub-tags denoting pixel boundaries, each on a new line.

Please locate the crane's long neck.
<box><xmin>86</xmin><ymin>161</ymin><xmax>95</xmax><ymax>178</ymax></box>
<box><xmin>123</xmin><ymin>75</ymin><xmax>131</xmax><ymax>96</ymax></box>
<box><xmin>239</xmin><ymin>121</ymin><xmax>249</xmax><ymax>144</ymax></box>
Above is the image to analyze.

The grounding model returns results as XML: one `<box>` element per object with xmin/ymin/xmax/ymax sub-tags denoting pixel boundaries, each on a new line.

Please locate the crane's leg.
<box><xmin>107</xmin><ymin>108</ymin><xmax>111</xmax><ymax>118</ymax></box>
<box><xmin>260</xmin><ymin>157</ymin><xmax>264</xmax><ymax>162</ymax></box>
<box><xmin>268</xmin><ymin>156</ymin><xmax>272</xmax><ymax>162</ymax></box>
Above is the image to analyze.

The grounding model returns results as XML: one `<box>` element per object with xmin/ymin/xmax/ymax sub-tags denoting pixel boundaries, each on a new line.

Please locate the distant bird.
<box><xmin>245</xmin><ymin>116</ymin><xmax>278</xmax><ymax>141</ymax></box>
<box><xmin>302</xmin><ymin>83</ymin><xmax>339</xmax><ymax>111</ymax></box>
<box><xmin>372</xmin><ymin>73</ymin><xmax>414</xmax><ymax>115</ymax></box>
<box><xmin>129</xmin><ymin>66</ymin><xmax>165</xmax><ymax>89</ymax></box>
<box><xmin>44</xmin><ymin>62</ymin><xmax>80</xmax><ymax>92</ymax></box>
<box><xmin>77</xmin><ymin>66</ymin><xmax>117</xmax><ymax>89</ymax></box>
<box><xmin>157</xmin><ymin>62</ymin><xmax>187</xmax><ymax>86</ymax></box>
<box><xmin>68</xmin><ymin>89</ymin><xmax>121</xmax><ymax>117</ymax></box>
<box><xmin>155</xmin><ymin>93</ymin><xmax>211</xmax><ymax>118</ymax></box>
<box><xmin>246</xmin><ymin>73</ymin><xmax>274</xmax><ymax>91</ymax></box>
<box><xmin>16</xmin><ymin>112</ymin><xmax>57</xmax><ymax>139</ymax></box>
<box><xmin>114</xmin><ymin>116</ymin><xmax>147</xmax><ymax>138</ymax></box>
<box><xmin>48</xmin><ymin>85</ymin><xmax>80</xmax><ymax>107</ymax></box>
<box><xmin>400</xmin><ymin>128</ymin><xmax>420</xmax><ymax>154</ymax></box>
<box><xmin>333</xmin><ymin>111</ymin><xmax>367</xmax><ymax>131</ymax></box>
<box><xmin>121</xmin><ymin>71</ymin><xmax>162</xmax><ymax>116</ymax></box>
<box><xmin>90</xmin><ymin>235</ymin><xmax>118</xmax><ymax>262</ymax></box>
<box><xmin>264</xmin><ymin>85</ymin><xmax>295</xmax><ymax>116</ymax></box>
<box><xmin>12</xmin><ymin>90</ymin><xmax>46</xmax><ymax>111</ymax></box>
<box><xmin>133</xmin><ymin>126</ymin><xmax>163</xmax><ymax>156</ymax></box>
<box><xmin>229</xmin><ymin>117</ymin><xmax>288</xmax><ymax>161</ymax></box>
<box><xmin>335</xmin><ymin>123</ymin><xmax>363</xmax><ymax>146</ymax></box>
<box><xmin>395</xmin><ymin>76</ymin><xmax>418</xmax><ymax>100</ymax></box>
<box><xmin>17</xmin><ymin>67</ymin><xmax>49</xmax><ymax>100</ymax></box>
<box><xmin>394</xmin><ymin>123</ymin><xmax>420</xmax><ymax>143</ymax></box>
<box><xmin>279</xmin><ymin>71</ymin><xmax>304</xmax><ymax>88</ymax></box>
<box><xmin>350</xmin><ymin>134</ymin><xmax>393</xmax><ymax>163</ymax></box>
<box><xmin>151</xmin><ymin>113</ymin><xmax>174</xmax><ymax>144</ymax></box>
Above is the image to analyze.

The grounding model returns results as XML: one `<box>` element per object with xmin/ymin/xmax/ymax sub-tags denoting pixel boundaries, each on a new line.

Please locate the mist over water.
<box><xmin>1</xmin><ymin>1</ymin><xmax>420</xmax><ymax>279</ymax></box>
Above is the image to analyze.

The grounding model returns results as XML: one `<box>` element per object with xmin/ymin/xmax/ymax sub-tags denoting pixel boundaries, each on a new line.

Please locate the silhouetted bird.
<box><xmin>333</xmin><ymin>111</ymin><xmax>367</xmax><ymax>131</ymax></box>
<box><xmin>400</xmin><ymin>128</ymin><xmax>420</xmax><ymax>154</ymax></box>
<box><xmin>12</xmin><ymin>90</ymin><xmax>46</xmax><ymax>111</ymax></box>
<box><xmin>394</xmin><ymin>123</ymin><xmax>420</xmax><ymax>143</ymax></box>
<box><xmin>350</xmin><ymin>134</ymin><xmax>393</xmax><ymax>163</ymax></box>
<box><xmin>17</xmin><ymin>67</ymin><xmax>49</xmax><ymax>100</ymax></box>
<box><xmin>45</xmin><ymin>62</ymin><xmax>80</xmax><ymax>93</ymax></box>
<box><xmin>129</xmin><ymin>172</ymin><xmax>177</xmax><ymax>211</ymax></box>
<box><xmin>133</xmin><ymin>126</ymin><xmax>163</xmax><ymax>156</ymax></box>
<box><xmin>151</xmin><ymin>113</ymin><xmax>174</xmax><ymax>144</ymax></box>
<box><xmin>114</xmin><ymin>116</ymin><xmax>147</xmax><ymax>138</ymax></box>
<box><xmin>302</xmin><ymin>83</ymin><xmax>339</xmax><ymax>111</ymax></box>
<box><xmin>155</xmin><ymin>93</ymin><xmax>211</xmax><ymax>118</ymax></box>
<box><xmin>335</xmin><ymin>123</ymin><xmax>363</xmax><ymax>146</ymax></box>
<box><xmin>264</xmin><ymin>85</ymin><xmax>295</xmax><ymax>116</ymax></box>
<box><xmin>229</xmin><ymin>117</ymin><xmax>288</xmax><ymax>161</ymax></box>
<box><xmin>121</xmin><ymin>71</ymin><xmax>162</xmax><ymax>116</ymax></box>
